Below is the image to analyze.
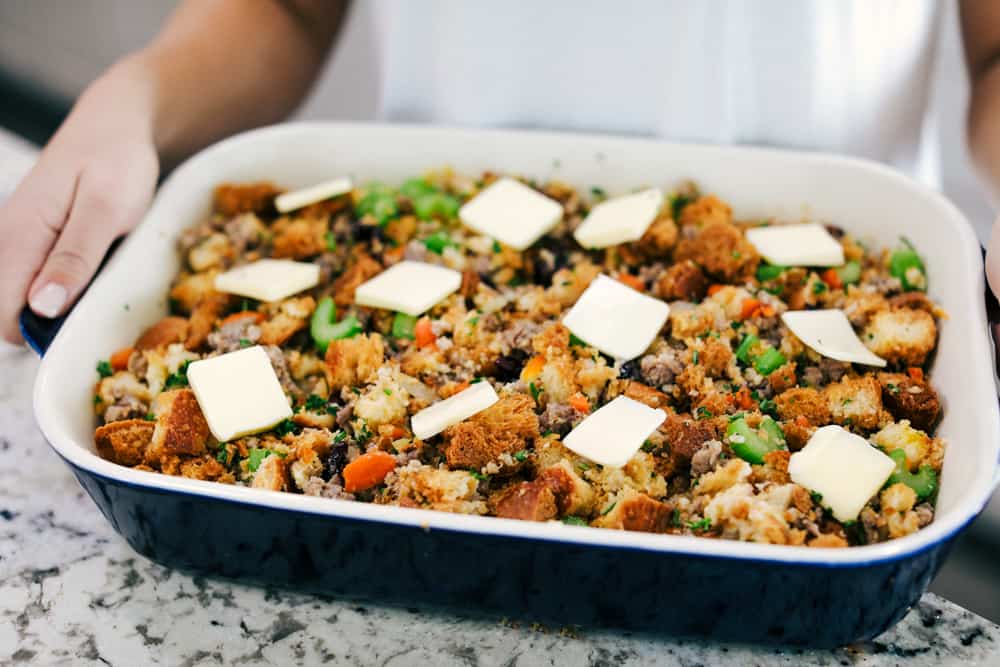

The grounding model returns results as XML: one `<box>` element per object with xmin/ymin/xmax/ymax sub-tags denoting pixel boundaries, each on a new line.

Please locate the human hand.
<box><xmin>0</xmin><ymin>59</ymin><xmax>159</xmax><ymax>344</ymax></box>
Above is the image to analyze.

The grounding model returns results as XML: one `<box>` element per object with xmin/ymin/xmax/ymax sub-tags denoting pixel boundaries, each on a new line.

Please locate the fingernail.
<box><xmin>30</xmin><ymin>283</ymin><xmax>67</xmax><ymax>318</ymax></box>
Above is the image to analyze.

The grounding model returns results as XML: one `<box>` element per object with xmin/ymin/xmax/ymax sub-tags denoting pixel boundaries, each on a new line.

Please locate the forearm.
<box><xmin>968</xmin><ymin>64</ymin><xmax>1000</xmax><ymax>201</ymax></box>
<box><xmin>132</xmin><ymin>0</ymin><xmax>346</xmax><ymax>168</ymax></box>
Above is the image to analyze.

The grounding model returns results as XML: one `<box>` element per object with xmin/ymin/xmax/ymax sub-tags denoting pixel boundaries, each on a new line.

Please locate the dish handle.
<box><xmin>985</xmin><ymin>249</ymin><xmax>1000</xmax><ymax>491</ymax></box>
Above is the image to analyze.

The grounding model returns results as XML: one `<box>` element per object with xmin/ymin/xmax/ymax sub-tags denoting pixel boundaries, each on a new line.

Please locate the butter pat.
<box><xmin>788</xmin><ymin>425</ymin><xmax>896</xmax><ymax>522</ymax></box>
<box><xmin>411</xmin><ymin>381</ymin><xmax>499</xmax><ymax>440</ymax></box>
<box><xmin>187</xmin><ymin>346</ymin><xmax>292</xmax><ymax>442</ymax></box>
<box><xmin>274</xmin><ymin>176</ymin><xmax>352</xmax><ymax>213</ymax></box>
<box><xmin>354</xmin><ymin>260</ymin><xmax>461</xmax><ymax>316</ymax></box>
<box><xmin>573</xmin><ymin>188</ymin><xmax>663</xmax><ymax>249</ymax></box>
<box><xmin>745</xmin><ymin>223</ymin><xmax>844</xmax><ymax>267</ymax></box>
<box><xmin>782</xmin><ymin>309</ymin><xmax>886</xmax><ymax>367</ymax></box>
<box><xmin>215</xmin><ymin>259</ymin><xmax>319</xmax><ymax>303</ymax></box>
<box><xmin>459</xmin><ymin>177</ymin><xmax>563</xmax><ymax>250</ymax></box>
<box><xmin>563</xmin><ymin>396</ymin><xmax>666</xmax><ymax>467</ymax></box>
<box><xmin>562</xmin><ymin>274</ymin><xmax>670</xmax><ymax>360</ymax></box>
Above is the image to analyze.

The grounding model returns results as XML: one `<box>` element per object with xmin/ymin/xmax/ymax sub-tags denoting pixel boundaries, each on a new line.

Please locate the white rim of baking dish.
<box><xmin>33</xmin><ymin>122</ymin><xmax>1000</xmax><ymax>567</ymax></box>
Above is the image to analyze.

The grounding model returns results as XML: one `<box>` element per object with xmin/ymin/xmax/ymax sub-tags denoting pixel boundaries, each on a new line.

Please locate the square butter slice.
<box><xmin>782</xmin><ymin>309</ymin><xmax>886</xmax><ymax>367</ymax></box>
<box><xmin>354</xmin><ymin>260</ymin><xmax>461</xmax><ymax>316</ymax></box>
<box><xmin>573</xmin><ymin>188</ymin><xmax>663</xmax><ymax>249</ymax></box>
<box><xmin>562</xmin><ymin>274</ymin><xmax>670</xmax><ymax>360</ymax></box>
<box><xmin>411</xmin><ymin>381</ymin><xmax>499</xmax><ymax>440</ymax></box>
<box><xmin>788</xmin><ymin>425</ymin><xmax>896</xmax><ymax>522</ymax></box>
<box><xmin>745</xmin><ymin>223</ymin><xmax>844</xmax><ymax>267</ymax></box>
<box><xmin>563</xmin><ymin>396</ymin><xmax>667</xmax><ymax>468</ymax></box>
<box><xmin>187</xmin><ymin>345</ymin><xmax>293</xmax><ymax>442</ymax></box>
<box><xmin>215</xmin><ymin>259</ymin><xmax>319</xmax><ymax>303</ymax></box>
<box><xmin>459</xmin><ymin>177</ymin><xmax>563</xmax><ymax>250</ymax></box>
<box><xmin>274</xmin><ymin>176</ymin><xmax>353</xmax><ymax>213</ymax></box>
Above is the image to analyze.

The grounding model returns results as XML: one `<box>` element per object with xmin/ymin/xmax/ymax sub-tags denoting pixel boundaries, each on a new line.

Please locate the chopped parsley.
<box><xmin>641</xmin><ymin>440</ymin><xmax>656</xmax><ymax>453</ymax></box>
<box><xmin>590</xmin><ymin>186</ymin><xmax>606</xmax><ymax>198</ymax></box>
<box><xmin>239</xmin><ymin>338</ymin><xmax>252</xmax><ymax>348</ymax></box>
<box><xmin>670</xmin><ymin>193</ymin><xmax>692</xmax><ymax>220</ymax></box>
<box><xmin>383</xmin><ymin>388</ymin><xmax>393</xmax><ymax>396</ymax></box>
<box><xmin>273</xmin><ymin>418</ymin><xmax>301</xmax><ymax>436</ymax></box>
<box><xmin>529</xmin><ymin>382</ymin><xmax>542</xmax><ymax>401</ymax></box>
<box><xmin>216</xmin><ymin>447</ymin><xmax>229</xmax><ymax>464</ymax></box>
<box><xmin>513</xmin><ymin>449</ymin><xmax>529</xmax><ymax>462</ymax></box>
<box><xmin>671</xmin><ymin>509</ymin><xmax>682</xmax><ymax>527</ymax></box>
<box><xmin>492</xmin><ymin>240</ymin><xmax>502</xmax><ymax>253</ymax></box>
<box><xmin>576</xmin><ymin>461</ymin><xmax>590</xmax><ymax>471</ymax></box>
<box><xmin>600</xmin><ymin>502</ymin><xmax>617</xmax><ymax>516</ymax></box>
<box><xmin>562</xmin><ymin>516</ymin><xmax>588</xmax><ymax>526</ymax></box>
<box><xmin>93</xmin><ymin>395</ymin><xmax>102</xmax><ymax>405</ymax></box>
<box><xmin>692</xmin><ymin>350</ymin><xmax>700</xmax><ymax>365</ymax></box>
<box><xmin>304</xmin><ymin>394</ymin><xmax>328</xmax><ymax>412</ymax></box>
<box><xmin>887</xmin><ymin>383</ymin><xmax>900</xmax><ymax>395</ymax></box>
<box><xmin>325</xmin><ymin>230</ymin><xmax>337</xmax><ymax>252</ymax></box>
<box><xmin>695</xmin><ymin>406</ymin><xmax>713</xmax><ymax>420</ymax></box>
<box><xmin>332</xmin><ymin>430</ymin><xmax>347</xmax><ymax>444</ymax></box>
<box><xmin>247</xmin><ymin>448</ymin><xmax>272</xmax><ymax>473</ymax></box>
<box><xmin>759</xmin><ymin>398</ymin><xmax>778</xmax><ymax>417</ymax></box>
<box><xmin>569</xmin><ymin>333</ymin><xmax>587</xmax><ymax>347</ymax></box>
<box><xmin>812</xmin><ymin>281</ymin><xmax>828</xmax><ymax>295</ymax></box>
<box><xmin>96</xmin><ymin>360</ymin><xmax>113</xmax><ymax>378</ymax></box>
<box><xmin>144</xmin><ymin>413</ymin><xmax>156</xmax><ymax>422</ymax></box>
<box><xmin>810</xmin><ymin>491</ymin><xmax>824</xmax><ymax>504</ymax></box>
<box><xmin>356</xmin><ymin>420</ymin><xmax>373</xmax><ymax>443</ymax></box>
<box><xmin>686</xmin><ymin>517</ymin><xmax>712</xmax><ymax>532</ymax></box>
<box><xmin>469</xmin><ymin>469</ymin><xmax>490</xmax><ymax>482</ymax></box>
<box><xmin>164</xmin><ymin>360</ymin><xmax>192</xmax><ymax>389</ymax></box>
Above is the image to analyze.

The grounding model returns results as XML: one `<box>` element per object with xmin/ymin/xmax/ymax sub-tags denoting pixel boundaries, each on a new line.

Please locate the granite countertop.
<box><xmin>2</xmin><ymin>349</ymin><xmax>1000</xmax><ymax>666</ymax></box>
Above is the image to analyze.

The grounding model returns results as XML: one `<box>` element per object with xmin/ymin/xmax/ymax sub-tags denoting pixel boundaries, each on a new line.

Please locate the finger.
<box><xmin>27</xmin><ymin>168</ymin><xmax>148</xmax><ymax>320</ymax></box>
<box><xmin>0</xmin><ymin>162</ymin><xmax>78</xmax><ymax>344</ymax></box>
<box><xmin>986</xmin><ymin>214</ymin><xmax>1000</xmax><ymax>300</ymax></box>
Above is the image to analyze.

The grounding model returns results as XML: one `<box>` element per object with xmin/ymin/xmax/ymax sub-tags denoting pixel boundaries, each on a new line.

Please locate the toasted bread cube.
<box><xmin>490</xmin><ymin>480</ymin><xmax>558</xmax><ymax>522</ymax></box>
<box><xmin>394</xmin><ymin>464</ymin><xmax>486</xmax><ymax>514</ymax></box>
<box><xmin>94</xmin><ymin>419</ymin><xmax>155</xmax><ymax>466</ymax></box>
<box><xmin>135</xmin><ymin>316</ymin><xmax>189</xmax><ymax>350</ymax></box>
<box><xmin>332</xmin><ymin>254</ymin><xmax>383</xmax><ymax>307</ymax></box>
<box><xmin>146</xmin><ymin>389</ymin><xmax>212</xmax><ymax>465</ymax></box>
<box><xmin>444</xmin><ymin>394</ymin><xmax>540</xmax><ymax>470</ymax></box>
<box><xmin>251</xmin><ymin>454</ymin><xmax>288</xmax><ymax>491</ymax></box>
<box><xmin>593</xmin><ymin>489</ymin><xmax>671</xmax><ymax>532</ymax></box>
<box><xmin>824</xmin><ymin>376</ymin><xmax>884</xmax><ymax>430</ymax></box>
<box><xmin>324</xmin><ymin>333</ymin><xmax>385</xmax><ymax>390</ymax></box>
<box><xmin>775</xmin><ymin>387</ymin><xmax>831</xmax><ymax>425</ymax></box>
<box><xmin>863</xmin><ymin>308</ymin><xmax>937</xmax><ymax>366</ymax></box>
<box><xmin>259</xmin><ymin>296</ymin><xmax>316</xmax><ymax>346</ymax></box>
<box><xmin>674</xmin><ymin>221</ymin><xmax>758</xmax><ymax>282</ymax></box>
<box><xmin>538</xmin><ymin>459</ymin><xmax>596</xmax><ymax>516</ymax></box>
<box><xmin>877</xmin><ymin>372</ymin><xmax>941</xmax><ymax>431</ymax></box>
<box><xmin>871</xmin><ymin>420</ymin><xmax>932</xmax><ymax>471</ymax></box>
<box><xmin>213</xmin><ymin>182</ymin><xmax>281</xmax><ymax>216</ymax></box>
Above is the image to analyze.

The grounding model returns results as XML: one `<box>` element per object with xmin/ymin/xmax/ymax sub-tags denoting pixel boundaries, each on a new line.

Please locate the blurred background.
<box><xmin>0</xmin><ymin>0</ymin><xmax>998</xmax><ymax>622</ymax></box>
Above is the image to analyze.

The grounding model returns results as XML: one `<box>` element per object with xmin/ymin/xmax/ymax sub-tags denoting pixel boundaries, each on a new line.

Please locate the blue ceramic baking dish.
<box><xmin>25</xmin><ymin>123</ymin><xmax>1000</xmax><ymax>647</ymax></box>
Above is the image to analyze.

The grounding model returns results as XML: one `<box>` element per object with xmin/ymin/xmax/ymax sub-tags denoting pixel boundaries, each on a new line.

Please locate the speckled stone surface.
<box><xmin>2</xmin><ymin>348</ymin><xmax>1000</xmax><ymax>665</ymax></box>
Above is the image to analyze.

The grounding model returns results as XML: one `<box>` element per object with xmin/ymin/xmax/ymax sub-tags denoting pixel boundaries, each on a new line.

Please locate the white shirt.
<box><xmin>371</xmin><ymin>0</ymin><xmax>941</xmax><ymax>180</ymax></box>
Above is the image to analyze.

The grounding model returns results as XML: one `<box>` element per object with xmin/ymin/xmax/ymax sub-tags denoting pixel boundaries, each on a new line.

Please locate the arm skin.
<box><xmin>0</xmin><ymin>0</ymin><xmax>346</xmax><ymax>343</ymax></box>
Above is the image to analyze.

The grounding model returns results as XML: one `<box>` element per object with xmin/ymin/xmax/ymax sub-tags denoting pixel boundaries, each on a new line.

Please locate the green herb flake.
<box><xmin>216</xmin><ymin>447</ymin><xmax>229</xmax><ymax>464</ymax></box>
<box><xmin>569</xmin><ymin>333</ymin><xmax>587</xmax><ymax>347</ymax></box>
<box><xmin>810</xmin><ymin>491</ymin><xmax>824</xmax><ymax>504</ymax></box>
<box><xmin>671</xmin><ymin>508</ymin><xmax>682</xmax><ymax>527</ymax></box>
<box><xmin>686</xmin><ymin>517</ymin><xmax>712</xmax><ymax>532</ymax></box>
<box><xmin>529</xmin><ymin>382</ymin><xmax>542</xmax><ymax>401</ymax></box>
<box><xmin>641</xmin><ymin>440</ymin><xmax>656</xmax><ymax>453</ymax></box>
<box><xmin>239</xmin><ymin>338</ymin><xmax>252</xmax><ymax>348</ymax></box>
<box><xmin>305</xmin><ymin>394</ymin><xmax>327</xmax><ymax>411</ymax></box>
<box><xmin>96</xmin><ymin>360</ymin><xmax>113</xmax><ymax>378</ymax></box>
<box><xmin>513</xmin><ymin>449</ymin><xmax>529</xmax><ymax>462</ymax></box>
<box><xmin>332</xmin><ymin>430</ymin><xmax>347</xmax><ymax>444</ymax></box>
<box><xmin>93</xmin><ymin>395</ymin><xmax>102</xmax><ymax>405</ymax></box>
<box><xmin>692</xmin><ymin>350</ymin><xmax>700</xmax><ymax>365</ymax></box>
<box><xmin>590</xmin><ymin>186</ymin><xmax>606</xmax><ymax>199</ymax></box>
<box><xmin>164</xmin><ymin>360</ymin><xmax>192</xmax><ymax>389</ymax></box>
<box><xmin>492</xmin><ymin>240</ymin><xmax>502</xmax><ymax>253</ymax></box>
<box><xmin>812</xmin><ymin>281</ymin><xmax>828</xmax><ymax>295</ymax></box>
<box><xmin>469</xmin><ymin>469</ymin><xmax>490</xmax><ymax>482</ymax></box>
<box><xmin>325</xmin><ymin>230</ymin><xmax>337</xmax><ymax>252</ymax></box>
<box><xmin>247</xmin><ymin>448</ymin><xmax>271</xmax><ymax>473</ymax></box>
<box><xmin>600</xmin><ymin>502</ymin><xmax>617</xmax><ymax>516</ymax></box>
<box><xmin>144</xmin><ymin>413</ymin><xmax>156</xmax><ymax>422</ymax></box>
<box><xmin>273</xmin><ymin>418</ymin><xmax>300</xmax><ymax>436</ymax></box>
<box><xmin>577</xmin><ymin>462</ymin><xmax>590</xmax><ymax>471</ymax></box>
<box><xmin>562</xmin><ymin>516</ymin><xmax>588</xmax><ymax>526</ymax></box>
<box><xmin>384</xmin><ymin>388</ymin><xmax>393</xmax><ymax>396</ymax></box>
<box><xmin>695</xmin><ymin>406</ymin><xmax>713</xmax><ymax>420</ymax></box>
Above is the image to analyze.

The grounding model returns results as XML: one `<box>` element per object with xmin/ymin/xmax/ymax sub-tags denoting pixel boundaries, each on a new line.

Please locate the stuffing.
<box><xmin>775</xmin><ymin>387</ymin><xmax>830</xmax><ymax>425</ymax></box>
<box><xmin>325</xmin><ymin>333</ymin><xmax>385</xmax><ymax>389</ymax></box>
<box><xmin>178</xmin><ymin>455</ymin><xmax>233</xmax><ymax>483</ymax></box>
<box><xmin>213</xmin><ymin>181</ymin><xmax>282</xmax><ymax>216</ymax></box>
<box><xmin>545</xmin><ymin>262</ymin><xmax>601</xmax><ymax>307</ymax></box>
<box><xmin>862</xmin><ymin>308</ymin><xmax>937</xmax><ymax>366</ymax></box>
<box><xmin>678</xmin><ymin>194</ymin><xmax>732</xmax><ymax>227</ymax></box>
<box><xmin>703</xmin><ymin>483</ymin><xmax>798</xmax><ymax>544</ymax></box>
<box><xmin>694</xmin><ymin>458</ymin><xmax>751</xmax><ymax>496</ymax></box>
<box><xmin>695</xmin><ymin>338</ymin><xmax>733</xmax><ymax>378</ymax></box>
<box><xmin>877</xmin><ymin>372</ymin><xmax>941</xmax><ymax>431</ymax></box>
<box><xmin>332</xmin><ymin>253</ymin><xmax>383</xmax><ymax>306</ymax></box>
<box><xmin>97</xmin><ymin>371</ymin><xmax>152</xmax><ymax>408</ymax></box>
<box><xmin>185</xmin><ymin>293</ymin><xmax>230</xmax><ymax>351</ymax></box>
<box><xmin>623</xmin><ymin>381</ymin><xmax>671</xmax><ymax>410</ymax></box>
<box><xmin>531</xmin><ymin>322</ymin><xmax>572</xmax><ymax>357</ymax></box>
<box><xmin>146</xmin><ymin>389</ymin><xmax>212</xmax><ymax>466</ymax></box>
<box><xmin>871</xmin><ymin>420</ymin><xmax>932</xmax><ymax>471</ymax></box>
<box><xmin>659</xmin><ymin>413</ymin><xmax>718</xmax><ymax>463</ymax></box>
<box><xmin>767</xmin><ymin>362</ymin><xmax>798</xmax><ymax>394</ymax></box>
<box><xmin>94</xmin><ymin>419</ymin><xmax>155</xmax><ymax>466</ymax></box>
<box><xmin>808</xmin><ymin>533</ymin><xmax>849</xmax><ymax>548</ymax></box>
<box><xmin>490</xmin><ymin>480</ymin><xmax>559</xmax><ymax>521</ymax></box>
<box><xmin>259</xmin><ymin>296</ymin><xmax>316</xmax><ymax>346</ymax></box>
<box><xmin>537</xmin><ymin>355</ymin><xmax>580</xmax><ymax>403</ymax></box>
<box><xmin>674</xmin><ymin>221</ymin><xmax>758</xmax><ymax>282</ymax></box>
<box><xmin>393</xmin><ymin>463</ymin><xmax>486</xmax><ymax>514</ymax></box>
<box><xmin>385</xmin><ymin>215</ymin><xmax>418</xmax><ymax>246</ymax></box>
<box><xmin>824</xmin><ymin>376</ymin><xmax>885</xmax><ymax>430</ymax></box>
<box><xmin>842</xmin><ymin>286</ymin><xmax>890</xmax><ymax>327</ymax></box>
<box><xmin>639</xmin><ymin>215</ymin><xmax>679</xmax><ymax>256</ymax></box>
<box><xmin>251</xmin><ymin>454</ymin><xmax>288</xmax><ymax>491</ymax></box>
<box><xmin>574</xmin><ymin>357</ymin><xmax>617</xmax><ymax>400</ymax></box>
<box><xmin>655</xmin><ymin>259</ymin><xmax>708</xmax><ymax>302</ymax></box>
<box><xmin>188</xmin><ymin>232</ymin><xmax>233</xmax><ymax>271</ymax></box>
<box><xmin>169</xmin><ymin>271</ymin><xmax>218</xmax><ymax>314</ymax></box>
<box><xmin>592</xmin><ymin>488</ymin><xmax>671</xmax><ymax>532</ymax></box>
<box><xmin>271</xmin><ymin>216</ymin><xmax>328</xmax><ymax>259</ymax></box>
<box><xmin>537</xmin><ymin>459</ymin><xmax>596</xmax><ymax>516</ymax></box>
<box><xmin>135</xmin><ymin>316</ymin><xmax>189</xmax><ymax>350</ymax></box>
<box><xmin>668</xmin><ymin>303</ymin><xmax>715</xmax><ymax>340</ymax></box>
<box><xmin>444</xmin><ymin>394</ymin><xmax>540</xmax><ymax>470</ymax></box>
<box><xmin>354</xmin><ymin>367</ymin><xmax>410</xmax><ymax>427</ymax></box>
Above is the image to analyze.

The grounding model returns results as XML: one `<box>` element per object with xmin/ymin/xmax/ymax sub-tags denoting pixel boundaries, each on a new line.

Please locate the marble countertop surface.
<box><xmin>2</xmin><ymin>129</ymin><xmax>1000</xmax><ymax>666</ymax></box>
<box><xmin>3</xmin><ymin>347</ymin><xmax>1000</xmax><ymax>667</ymax></box>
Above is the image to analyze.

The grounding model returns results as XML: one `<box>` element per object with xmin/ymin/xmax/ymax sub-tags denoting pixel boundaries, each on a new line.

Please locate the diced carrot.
<box><xmin>221</xmin><ymin>310</ymin><xmax>266</xmax><ymax>327</ymax></box>
<box><xmin>821</xmin><ymin>268</ymin><xmax>842</xmax><ymax>290</ymax></box>
<box><xmin>734</xmin><ymin>386</ymin><xmax>754</xmax><ymax>410</ymax></box>
<box><xmin>740</xmin><ymin>298</ymin><xmax>762</xmax><ymax>320</ymax></box>
<box><xmin>414</xmin><ymin>316</ymin><xmax>436</xmax><ymax>348</ymax></box>
<box><xmin>760</xmin><ymin>305</ymin><xmax>776</xmax><ymax>318</ymax></box>
<box><xmin>616</xmin><ymin>273</ymin><xmax>645</xmax><ymax>292</ymax></box>
<box><xmin>707</xmin><ymin>284</ymin><xmax>725</xmax><ymax>297</ymax></box>
<box><xmin>342</xmin><ymin>450</ymin><xmax>397</xmax><ymax>493</ymax></box>
<box><xmin>568</xmin><ymin>393</ymin><xmax>590</xmax><ymax>414</ymax></box>
<box><xmin>795</xmin><ymin>415</ymin><xmax>810</xmax><ymax>428</ymax></box>
<box><xmin>521</xmin><ymin>355</ymin><xmax>546</xmax><ymax>382</ymax></box>
<box><xmin>907</xmin><ymin>366</ymin><xmax>924</xmax><ymax>381</ymax></box>
<box><xmin>110</xmin><ymin>346</ymin><xmax>134</xmax><ymax>372</ymax></box>
<box><xmin>383</xmin><ymin>245</ymin><xmax>406</xmax><ymax>264</ymax></box>
<box><xmin>390</xmin><ymin>425</ymin><xmax>407</xmax><ymax>439</ymax></box>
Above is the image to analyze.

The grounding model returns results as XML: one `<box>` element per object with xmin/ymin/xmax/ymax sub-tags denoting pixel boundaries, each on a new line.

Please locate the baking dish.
<box><xmin>24</xmin><ymin>122</ymin><xmax>1000</xmax><ymax>647</ymax></box>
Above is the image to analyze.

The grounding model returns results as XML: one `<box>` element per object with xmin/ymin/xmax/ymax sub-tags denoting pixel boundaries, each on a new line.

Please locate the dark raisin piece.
<box><xmin>323</xmin><ymin>444</ymin><xmax>349</xmax><ymax>481</ymax></box>
<box><xmin>619</xmin><ymin>359</ymin><xmax>642</xmax><ymax>380</ymax></box>
<box><xmin>494</xmin><ymin>349</ymin><xmax>529</xmax><ymax>382</ymax></box>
